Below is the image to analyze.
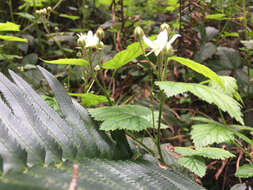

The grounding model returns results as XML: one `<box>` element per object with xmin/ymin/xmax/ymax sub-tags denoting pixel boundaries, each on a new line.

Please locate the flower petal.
<box><xmin>143</xmin><ymin>35</ymin><xmax>155</xmax><ymax>49</ymax></box>
<box><xmin>168</xmin><ymin>34</ymin><xmax>181</xmax><ymax>45</ymax></box>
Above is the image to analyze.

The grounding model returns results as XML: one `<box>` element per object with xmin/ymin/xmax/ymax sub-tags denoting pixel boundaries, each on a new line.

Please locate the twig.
<box><xmin>215</xmin><ymin>159</ymin><xmax>228</xmax><ymax>180</ymax></box>
<box><xmin>68</xmin><ymin>164</ymin><xmax>79</xmax><ymax>190</ymax></box>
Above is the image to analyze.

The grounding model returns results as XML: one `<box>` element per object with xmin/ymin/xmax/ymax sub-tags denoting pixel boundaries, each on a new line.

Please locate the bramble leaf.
<box><xmin>191</xmin><ymin>123</ymin><xmax>234</xmax><ymax>147</ymax></box>
<box><xmin>178</xmin><ymin>156</ymin><xmax>206</xmax><ymax>177</ymax></box>
<box><xmin>155</xmin><ymin>81</ymin><xmax>244</xmax><ymax>125</ymax></box>
<box><xmin>88</xmin><ymin>105</ymin><xmax>152</xmax><ymax>131</ymax></box>
<box><xmin>235</xmin><ymin>164</ymin><xmax>253</xmax><ymax>178</ymax></box>
<box><xmin>175</xmin><ymin>147</ymin><xmax>234</xmax><ymax>160</ymax></box>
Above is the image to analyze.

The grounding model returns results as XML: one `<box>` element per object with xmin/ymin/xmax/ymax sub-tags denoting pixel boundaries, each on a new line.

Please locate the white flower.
<box><xmin>77</xmin><ymin>31</ymin><xmax>99</xmax><ymax>48</ymax></box>
<box><xmin>143</xmin><ymin>30</ymin><xmax>181</xmax><ymax>56</ymax></box>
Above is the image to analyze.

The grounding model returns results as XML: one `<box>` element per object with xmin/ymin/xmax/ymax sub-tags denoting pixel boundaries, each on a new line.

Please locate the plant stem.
<box><xmin>125</xmin><ymin>131</ymin><xmax>155</xmax><ymax>157</ymax></box>
<box><xmin>242</xmin><ymin>0</ymin><xmax>248</xmax><ymax>40</ymax></box>
<box><xmin>157</xmin><ymin>92</ymin><xmax>165</xmax><ymax>164</ymax></box>
<box><xmin>218</xmin><ymin>108</ymin><xmax>227</xmax><ymax>125</ymax></box>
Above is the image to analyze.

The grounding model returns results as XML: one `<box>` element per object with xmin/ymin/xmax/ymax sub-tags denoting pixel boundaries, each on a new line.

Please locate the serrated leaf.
<box><xmin>191</xmin><ymin>123</ymin><xmax>234</xmax><ymax>147</ymax></box>
<box><xmin>0</xmin><ymin>22</ymin><xmax>20</xmax><ymax>31</ymax></box>
<box><xmin>0</xmin><ymin>157</ymin><xmax>205</xmax><ymax>190</ymax></box>
<box><xmin>41</xmin><ymin>58</ymin><xmax>88</xmax><ymax>66</ymax></box>
<box><xmin>178</xmin><ymin>156</ymin><xmax>206</xmax><ymax>177</ymax></box>
<box><xmin>0</xmin><ymin>119</ymin><xmax>27</xmax><ymax>172</ymax></box>
<box><xmin>195</xmin><ymin>147</ymin><xmax>234</xmax><ymax>159</ymax></box>
<box><xmin>69</xmin><ymin>93</ymin><xmax>110</xmax><ymax>106</ymax></box>
<box><xmin>38</xmin><ymin>66</ymin><xmax>102</xmax><ymax>158</ymax></box>
<box><xmin>191</xmin><ymin>116</ymin><xmax>220</xmax><ymax>125</ymax></box>
<box><xmin>10</xmin><ymin>71</ymin><xmax>76</xmax><ymax>159</ymax></box>
<box><xmin>169</xmin><ymin>56</ymin><xmax>223</xmax><ymax>87</ymax></box>
<box><xmin>209</xmin><ymin>76</ymin><xmax>240</xmax><ymax>99</ymax></box>
<box><xmin>0</xmin><ymin>35</ymin><xmax>27</xmax><ymax>42</ymax></box>
<box><xmin>235</xmin><ymin>164</ymin><xmax>253</xmax><ymax>178</ymax></box>
<box><xmin>156</xmin><ymin>81</ymin><xmax>244</xmax><ymax>124</ymax></box>
<box><xmin>88</xmin><ymin>105</ymin><xmax>152</xmax><ymax>131</ymax></box>
<box><xmin>174</xmin><ymin>147</ymin><xmax>234</xmax><ymax>159</ymax></box>
<box><xmin>102</xmin><ymin>36</ymin><xmax>156</xmax><ymax>70</ymax></box>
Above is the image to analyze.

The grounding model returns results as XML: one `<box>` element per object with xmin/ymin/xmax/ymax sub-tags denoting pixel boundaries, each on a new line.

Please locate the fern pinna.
<box><xmin>0</xmin><ymin>67</ymin><xmax>204</xmax><ymax>190</ymax></box>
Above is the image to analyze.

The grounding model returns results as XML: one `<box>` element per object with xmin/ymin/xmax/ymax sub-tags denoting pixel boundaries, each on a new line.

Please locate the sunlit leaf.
<box><xmin>169</xmin><ymin>56</ymin><xmax>223</xmax><ymax>87</ymax></box>
<box><xmin>0</xmin><ymin>22</ymin><xmax>20</xmax><ymax>31</ymax></box>
<box><xmin>41</xmin><ymin>58</ymin><xmax>88</xmax><ymax>66</ymax></box>
<box><xmin>102</xmin><ymin>36</ymin><xmax>156</xmax><ymax>70</ymax></box>
<box><xmin>69</xmin><ymin>93</ymin><xmax>110</xmax><ymax>106</ymax></box>
<box><xmin>59</xmin><ymin>14</ymin><xmax>80</xmax><ymax>20</ymax></box>
<box><xmin>0</xmin><ymin>35</ymin><xmax>27</xmax><ymax>42</ymax></box>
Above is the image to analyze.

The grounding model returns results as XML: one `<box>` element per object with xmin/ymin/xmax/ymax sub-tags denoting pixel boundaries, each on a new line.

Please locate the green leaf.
<box><xmin>59</xmin><ymin>14</ymin><xmax>80</xmax><ymax>20</ymax></box>
<box><xmin>178</xmin><ymin>156</ymin><xmax>206</xmax><ymax>177</ymax></box>
<box><xmin>169</xmin><ymin>56</ymin><xmax>223</xmax><ymax>87</ymax></box>
<box><xmin>69</xmin><ymin>93</ymin><xmax>110</xmax><ymax>106</ymax></box>
<box><xmin>156</xmin><ymin>81</ymin><xmax>244</xmax><ymax>125</ymax></box>
<box><xmin>191</xmin><ymin>123</ymin><xmax>234</xmax><ymax>147</ymax></box>
<box><xmin>235</xmin><ymin>164</ymin><xmax>253</xmax><ymax>178</ymax></box>
<box><xmin>223</xmin><ymin>32</ymin><xmax>239</xmax><ymax>38</ymax></box>
<box><xmin>0</xmin><ymin>35</ymin><xmax>27</xmax><ymax>42</ymax></box>
<box><xmin>0</xmin><ymin>22</ymin><xmax>20</xmax><ymax>31</ymax></box>
<box><xmin>88</xmin><ymin>105</ymin><xmax>152</xmax><ymax>131</ymax></box>
<box><xmin>0</xmin><ymin>157</ymin><xmax>205</xmax><ymax>190</ymax></box>
<box><xmin>205</xmin><ymin>14</ymin><xmax>227</xmax><ymax>21</ymax></box>
<box><xmin>41</xmin><ymin>58</ymin><xmax>88</xmax><ymax>66</ymax></box>
<box><xmin>209</xmin><ymin>76</ymin><xmax>239</xmax><ymax>98</ymax></box>
<box><xmin>174</xmin><ymin>147</ymin><xmax>234</xmax><ymax>159</ymax></box>
<box><xmin>102</xmin><ymin>36</ymin><xmax>156</xmax><ymax>70</ymax></box>
<box><xmin>0</xmin><ymin>120</ymin><xmax>27</xmax><ymax>172</ymax></box>
<box><xmin>194</xmin><ymin>147</ymin><xmax>234</xmax><ymax>159</ymax></box>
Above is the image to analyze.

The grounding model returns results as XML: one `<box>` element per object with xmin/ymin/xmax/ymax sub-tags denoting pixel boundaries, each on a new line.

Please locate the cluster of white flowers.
<box><xmin>135</xmin><ymin>23</ymin><xmax>181</xmax><ymax>56</ymax></box>
<box><xmin>35</xmin><ymin>7</ymin><xmax>52</xmax><ymax>15</ymax></box>
<box><xmin>77</xmin><ymin>28</ymin><xmax>104</xmax><ymax>49</ymax></box>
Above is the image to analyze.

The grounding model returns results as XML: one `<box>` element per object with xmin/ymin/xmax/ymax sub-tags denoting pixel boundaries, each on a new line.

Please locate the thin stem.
<box><xmin>242</xmin><ymin>0</ymin><xmax>248</xmax><ymax>40</ymax></box>
<box><xmin>8</xmin><ymin>0</ymin><xmax>14</xmax><ymax>22</ymax></box>
<box><xmin>218</xmin><ymin>108</ymin><xmax>227</xmax><ymax>125</ymax></box>
<box><xmin>88</xmin><ymin>49</ymin><xmax>113</xmax><ymax>105</ymax></box>
<box><xmin>126</xmin><ymin>131</ymin><xmax>155</xmax><ymax>157</ymax></box>
<box><xmin>109</xmin><ymin>69</ymin><xmax>117</xmax><ymax>92</ymax></box>
<box><xmin>157</xmin><ymin>92</ymin><xmax>165</xmax><ymax>164</ymax></box>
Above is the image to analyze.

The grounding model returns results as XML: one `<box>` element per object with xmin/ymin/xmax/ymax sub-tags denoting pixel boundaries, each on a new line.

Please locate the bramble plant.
<box><xmin>42</xmin><ymin>23</ymin><xmax>253</xmax><ymax>178</ymax></box>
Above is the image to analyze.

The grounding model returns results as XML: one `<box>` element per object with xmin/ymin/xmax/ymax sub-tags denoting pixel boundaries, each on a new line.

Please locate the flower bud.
<box><xmin>47</xmin><ymin>6</ymin><xmax>52</xmax><ymax>11</ymax></box>
<box><xmin>96</xmin><ymin>41</ymin><xmax>104</xmax><ymax>50</ymax></box>
<box><xmin>160</xmin><ymin>23</ymin><xmax>170</xmax><ymax>33</ymax></box>
<box><xmin>96</xmin><ymin>28</ymin><xmax>105</xmax><ymax>40</ymax></box>
<box><xmin>94</xmin><ymin>65</ymin><xmax>101</xmax><ymax>71</ymax></box>
<box><xmin>134</xmin><ymin>26</ymin><xmax>144</xmax><ymax>41</ymax></box>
